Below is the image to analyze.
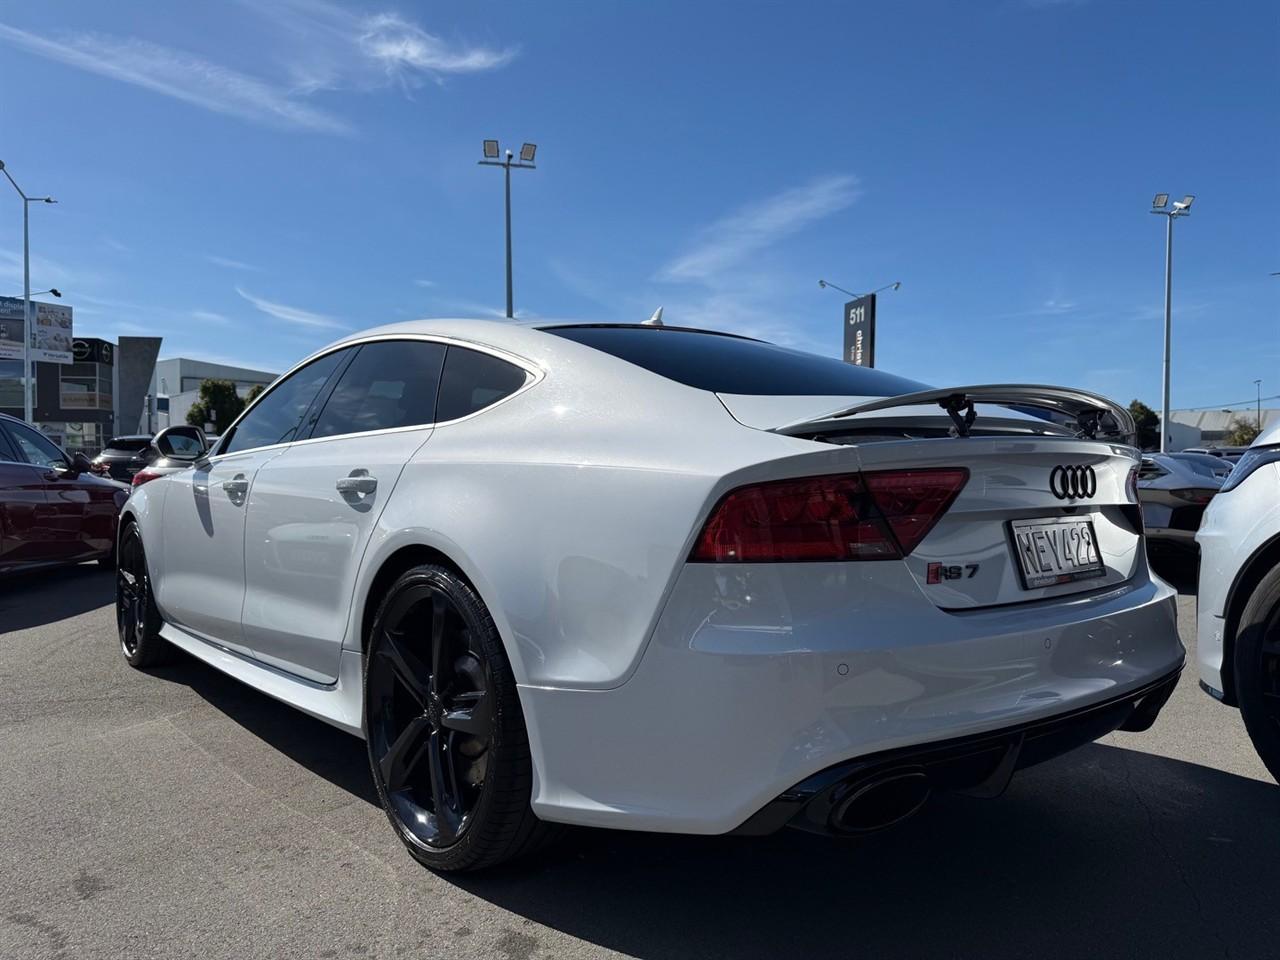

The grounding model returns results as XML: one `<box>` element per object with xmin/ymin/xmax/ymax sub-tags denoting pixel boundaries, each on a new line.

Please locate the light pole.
<box><xmin>1256</xmin><ymin>379</ymin><xmax>1263</xmax><ymax>434</ymax></box>
<box><xmin>1150</xmin><ymin>193</ymin><xmax>1194</xmax><ymax>452</ymax></box>
<box><xmin>478</xmin><ymin>140</ymin><xmax>537</xmax><ymax>319</ymax></box>
<box><xmin>0</xmin><ymin>160</ymin><xmax>57</xmax><ymax>424</ymax></box>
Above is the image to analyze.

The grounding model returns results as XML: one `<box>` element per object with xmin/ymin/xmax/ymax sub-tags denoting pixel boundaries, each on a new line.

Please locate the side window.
<box><xmin>0</xmin><ymin>425</ymin><xmax>19</xmax><ymax>462</ymax></box>
<box><xmin>221</xmin><ymin>350</ymin><xmax>345</xmax><ymax>455</ymax></box>
<box><xmin>311</xmin><ymin>340</ymin><xmax>446</xmax><ymax>439</ymax></box>
<box><xmin>7</xmin><ymin>421</ymin><xmax>69</xmax><ymax>469</ymax></box>
<box><xmin>435</xmin><ymin>346</ymin><xmax>528</xmax><ymax>423</ymax></box>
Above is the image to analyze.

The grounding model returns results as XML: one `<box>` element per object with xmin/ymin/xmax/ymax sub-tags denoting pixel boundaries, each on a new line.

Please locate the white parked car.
<box><xmin>1196</xmin><ymin>421</ymin><xmax>1280</xmax><ymax>780</ymax></box>
<box><xmin>117</xmin><ymin>320</ymin><xmax>1184</xmax><ymax>871</ymax></box>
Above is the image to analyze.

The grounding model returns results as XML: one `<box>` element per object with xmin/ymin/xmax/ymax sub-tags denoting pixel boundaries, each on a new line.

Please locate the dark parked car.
<box><xmin>0</xmin><ymin>413</ymin><xmax>129</xmax><ymax>575</ymax></box>
<box><xmin>91</xmin><ymin>434</ymin><xmax>157</xmax><ymax>480</ymax></box>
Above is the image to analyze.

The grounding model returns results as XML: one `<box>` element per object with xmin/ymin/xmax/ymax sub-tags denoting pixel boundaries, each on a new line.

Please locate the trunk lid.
<box><xmin>849</xmin><ymin>435</ymin><xmax>1142</xmax><ymax>609</ymax></box>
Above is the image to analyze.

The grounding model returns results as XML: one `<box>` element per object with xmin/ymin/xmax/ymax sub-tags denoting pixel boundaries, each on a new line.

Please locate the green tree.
<box><xmin>186</xmin><ymin>379</ymin><xmax>245</xmax><ymax>433</ymax></box>
<box><xmin>244</xmin><ymin>383</ymin><xmax>265</xmax><ymax>405</ymax></box>
<box><xmin>1128</xmin><ymin>399</ymin><xmax>1160</xmax><ymax>450</ymax></box>
<box><xmin>1223</xmin><ymin>415</ymin><xmax>1261</xmax><ymax>447</ymax></box>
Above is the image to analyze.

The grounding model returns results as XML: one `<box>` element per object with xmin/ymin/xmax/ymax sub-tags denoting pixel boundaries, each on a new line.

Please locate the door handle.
<box><xmin>336</xmin><ymin>470</ymin><xmax>377</xmax><ymax>496</ymax></box>
<box><xmin>222</xmin><ymin>474</ymin><xmax>249</xmax><ymax>497</ymax></box>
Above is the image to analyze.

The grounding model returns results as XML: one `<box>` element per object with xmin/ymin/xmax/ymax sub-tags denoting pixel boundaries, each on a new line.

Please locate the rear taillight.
<box><xmin>690</xmin><ymin>468</ymin><xmax>968</xmax><ymax>563</ymax></box>
<box><xmin>131</xmin><ymin>469</ymin><xmax>163</xmax><ymax>488</ymax></box>
<box><xmin>1169</xmin><ymin>488</ymin><xmax>1215</xmax><ymax>505</ymax></box>
<box><xmin>1126</xmin><ymin>465</ymin><xmax>1139</xmax><ymax>502</ymax></box>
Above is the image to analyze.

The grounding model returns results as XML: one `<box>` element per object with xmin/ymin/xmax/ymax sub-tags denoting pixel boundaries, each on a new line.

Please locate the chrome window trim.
<box><xmin>205</xmin><ymin>333</ymin><xmax>543</xmax><ymax>462</ymax></box>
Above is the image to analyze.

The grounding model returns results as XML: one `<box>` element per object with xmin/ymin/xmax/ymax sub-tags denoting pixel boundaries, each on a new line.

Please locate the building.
<box><xmin>1170</xmin><ymin>408</ymin><xmax>1280</xmax><ymax>447</ymax></box>
<box><xmin>148</xmin><ymin>357</ymin><xmax>278</xmax><ymax>433</ymax></box>
<box><xmin>0</xmin><ymin>334</ymin><xmax>162</xmax><ymax>456</ymax></box>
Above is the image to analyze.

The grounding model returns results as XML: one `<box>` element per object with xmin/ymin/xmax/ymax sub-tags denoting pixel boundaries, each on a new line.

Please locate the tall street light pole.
<box><xmin>0</xmin><ymin>160</ymin><xmax>57</xmax><ymax>424</ymax></box>
<box><xmin>478</xmin><ymin>140</ymin><xmax>537</xmax><ymax>319</ymax></box>
<box><xmin>1256</xmin><ymin>379</ymin><xmax>1263</xmax><ymax>434</ymax></box>
<box><xmin>1150</xmin><ymin>193</ymin><xmax>1194</xmax><ymax>452</ymax></box>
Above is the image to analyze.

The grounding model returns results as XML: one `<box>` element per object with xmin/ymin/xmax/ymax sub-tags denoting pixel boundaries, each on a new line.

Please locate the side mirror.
<box><xmin>70</xmin><ymin>451</ymin><xmax>94</xmax><ymax>476</ymax></box>
<box><xmin>153</xmin><ymin>425</ymin><xmax>208</xmax><ymax>462</ymax></box>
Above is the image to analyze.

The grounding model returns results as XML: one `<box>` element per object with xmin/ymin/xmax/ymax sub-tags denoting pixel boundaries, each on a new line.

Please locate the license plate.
<box><xmin>1009</xmin><ymin>516</ymin><xmax>1105</xmax><ymax>589</ymax></box>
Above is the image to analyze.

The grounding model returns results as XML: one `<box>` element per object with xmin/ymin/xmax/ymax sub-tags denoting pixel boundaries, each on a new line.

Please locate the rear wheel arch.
<box><xmin>1223</xmin><ymin>531</ymin><xmax>1280</xmax><ymax>706</ymax></box>
<box><xmin>359</xmin><ymin>544</ymin><xmax>492</xmax><ymax>655</ymax></box>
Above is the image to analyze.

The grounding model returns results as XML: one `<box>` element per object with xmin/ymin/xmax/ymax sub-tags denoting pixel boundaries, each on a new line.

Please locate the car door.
<box><xmin>240</xmin><ymin>339</ymin><xmax>447</xmax><ymax>683</ymax></box>
<box><xmin>2</xmin><ymin>419</ymin><xmax>88</xmax><ymax>563</ymax></box>
<box><xmin>0</xmin><ymin>424</ymin><xmax>53</xmax><ymax>570</ymax></box>
<box><xmin>156</xmin><ymin>349</ymin><xmax>347</xmax><ymax>651</ymax></box>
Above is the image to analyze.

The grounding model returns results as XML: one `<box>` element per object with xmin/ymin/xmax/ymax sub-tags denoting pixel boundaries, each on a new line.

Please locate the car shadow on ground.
<box><xmin>145</xmin><ymin>649</ymin><xmax>379</xmax><ymax>805</ymax></box>
<box><xmin>0</xmin><ymin>563</ymin><xmax>116</xmax><ymax>631</ymax></box>
<box><xmin>152</xmin><ymin>651</ymin><xmax>1275</xmax><ymax>959</ymax></box>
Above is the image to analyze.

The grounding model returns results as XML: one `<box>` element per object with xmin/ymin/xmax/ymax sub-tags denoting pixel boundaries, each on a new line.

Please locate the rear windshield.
<box><xmin>546</xmin><ymin>325</ymin><xmax>927</xmax><ymax>397</ymax></box>
<box><xmin>103</xmin><ymin>438</ymin><xmax>152</xmax><ymax>453</ymax></box>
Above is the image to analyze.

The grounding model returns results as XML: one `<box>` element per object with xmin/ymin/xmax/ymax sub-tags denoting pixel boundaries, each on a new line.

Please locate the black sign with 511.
<box><xmin>843</xmin><ymin>293</ymin><xmax>876</xmax><ymax>367</ymax></box>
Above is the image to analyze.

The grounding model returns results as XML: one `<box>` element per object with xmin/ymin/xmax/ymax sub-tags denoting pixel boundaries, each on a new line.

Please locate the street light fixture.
<box><xmin>0</xmin><ymin>159</ymin><xmax>58</xmax><ymax>423</ymax></box>
<box><xmin>1150</xmin><ymin>190</ymin><xmax>1194</xmax><ymax>452</ymax></box>
<box><xmin>5</xmin><ymin>288</ymin><xmax>61</xmax><ymax>299</ymax></box>
<box><xmin>818</xmin><ymin>279</ymin><xmax>901</xmax><ymax>299</ymax></box>
<box><xmin>478</xmin><ymin>139</ymin><xmax>537</xmax><ymax>319</ymax></box>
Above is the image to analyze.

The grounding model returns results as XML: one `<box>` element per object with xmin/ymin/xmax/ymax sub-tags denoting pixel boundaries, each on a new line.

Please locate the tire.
<box><xmin>363</xmin><ymin>564</ymin><xmax>559</xmax><ymax>872</ymax></box>
<box><xmin>116</xmin><ymin>523</ymin><xmax>169</xmax><ymax>668</ymax></box>
<box><xmin>1234</xmin><ymin>564</ymin><xmax>1280</xmax><ymax>783</ymax></box>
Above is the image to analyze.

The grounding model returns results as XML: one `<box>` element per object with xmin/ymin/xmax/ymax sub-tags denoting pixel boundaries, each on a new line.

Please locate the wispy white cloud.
<box><xmin>242</xmin><ymin>0</ymin><xmax>516</xmax><ymax>94</ymax></box>
<box><xmin>206</xmin><ymin>254</ymin><xmax>260</xmax><ymax>271</ymax></box>
<box><xmin>236</xmin><ymin>286</ymin><xmax>345</xmax><ymax>329</ymax></box>
<box><xmin>0</xmin><ymin>23</ymin><xmax>352</xmax><ymax>134</ymax></box>
<box><xmin>659</xmin><ymin>174</ymin><xmax>861</xmax><ymax>282</ymax></box>
<box><xmin>191</xmin><ymin>310</ymin><xmax>233</xmax><ymax>325</ymax></box>
<box><xmin>102</xmin><ymin>236</ymin><xmax>133</xmax><ymax>255</ymax></box>
<box><xmin>413</xmin><ymin>278</ymin><xmax>436</xmax><ymax>288</ymax></box>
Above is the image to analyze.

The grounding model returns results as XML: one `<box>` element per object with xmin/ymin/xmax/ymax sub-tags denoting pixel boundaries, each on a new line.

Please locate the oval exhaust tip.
<box><xmin>830</xmin><ymin>769</ymin><xmax>931</xmax><ymax>834</ymax></box>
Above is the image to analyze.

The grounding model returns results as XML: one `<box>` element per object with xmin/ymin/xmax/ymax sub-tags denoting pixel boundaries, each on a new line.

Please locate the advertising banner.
<box><xmin>842</xmin><ymin>293</ymin><xmax>876</xmax><ymax>367</ymax></box>
<box><xmin>0</xmin><ymin>296</ymin><xmax>24</xmax><ymax>362</ymax></box>
<box><xmin>35</xmin><ymin>302</ymin><xmax>73</xmax><ymax>363</ymax></box>
<box><xmin>0</xmin><ymin>297</ymin><xmax>74</xmax><ymax>363</ymax></box>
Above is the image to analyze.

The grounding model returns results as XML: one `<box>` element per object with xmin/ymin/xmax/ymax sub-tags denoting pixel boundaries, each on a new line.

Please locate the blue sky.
<box><xmin>0</xmin><ymin>0</ymin><xmax>1276</xmax><ymax>411</ymax></box>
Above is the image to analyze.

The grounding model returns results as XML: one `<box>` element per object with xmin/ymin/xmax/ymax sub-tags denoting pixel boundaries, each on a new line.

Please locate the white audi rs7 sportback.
<box><xmin>117</xmin><ymin>319</ymin><xmax>1184</xmax><ymax>871</ymax></box>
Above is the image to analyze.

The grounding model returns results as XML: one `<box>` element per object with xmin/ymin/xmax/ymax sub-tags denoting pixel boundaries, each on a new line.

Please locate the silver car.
<box><xmin>1136</xmin><ymin>453</ymin><xmax>1223</xmax><ymax>557</ymax></box>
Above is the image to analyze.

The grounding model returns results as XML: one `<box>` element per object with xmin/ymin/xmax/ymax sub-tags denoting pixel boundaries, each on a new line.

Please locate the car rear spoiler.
<box><xmin>772</xmin><ymin>383</ymin><xmax>1137</xmax><ymax>445</ymax></box>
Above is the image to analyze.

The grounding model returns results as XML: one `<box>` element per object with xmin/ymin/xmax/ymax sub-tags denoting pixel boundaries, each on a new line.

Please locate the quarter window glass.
<box><xmin>312</xmin><ymin>341</ymin><xmax>446</xmax><ymax>439</ymax></box>
<box><xmin>222</xmin><ymin>350</ymin><xmax>344</xmax><ymax>455</ymax></box>
<box><xmin>7</xmin><ymin>420</ymin><xmax>68</xmax><ymax>469</ymax></box>
<box><xmin>435</xmin><ymin>347</ymin><xmax>527</xmax><ymax>422</ymax></box>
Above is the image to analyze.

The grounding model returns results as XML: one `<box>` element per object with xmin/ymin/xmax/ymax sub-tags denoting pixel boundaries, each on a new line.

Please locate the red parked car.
<box><xmin>0</xmin><ymin>412</ymin><xmax>129</xmax><ymax>575</ymax></box>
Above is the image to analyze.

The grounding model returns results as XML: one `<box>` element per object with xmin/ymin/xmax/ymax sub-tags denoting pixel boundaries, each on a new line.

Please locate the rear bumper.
<box><xmin>733</xmin><ymin>666</ymin><xmax>1181</xmax><ymax>835</ymax></box>
<box><xmin>519</xmin><ymin>563</ymin><xmax>1184</xmax><ymax>834</ymax></box>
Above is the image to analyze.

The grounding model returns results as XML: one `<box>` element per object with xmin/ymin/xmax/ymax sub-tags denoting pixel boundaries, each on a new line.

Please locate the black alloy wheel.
<box><xmin>116</xmin><ymin>524</ymin><xmax>167</xmax><ymax>668</ymax></box>
<box><xmin>364</xmin><ymin>564</ymin><xmax>558</xmax><ymax>872</ymax></box>
<box><xmin>1236</xmin><ymin>565</ymin><xmax>1280</xmax><ymax>783</ymax></box>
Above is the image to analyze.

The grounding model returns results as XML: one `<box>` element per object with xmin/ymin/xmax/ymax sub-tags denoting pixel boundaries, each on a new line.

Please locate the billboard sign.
<box><xmin>35</xmin><ymin>302</ymin><xmax>73</xmax><ymax>363</ymax></box>
<box><xmin>0</xmin><ymin>297</ymin><xmax>24</xmax><ymax>361</ymax></box>
<box><xmin>0</xmin><ymin>297</ymin><xmax>73</xmax><ymax>364</ymax></box>
<box><xmin>842</xmin><ymin>293</ymin><xmax>876</xmax><ymax>367</ymax></box>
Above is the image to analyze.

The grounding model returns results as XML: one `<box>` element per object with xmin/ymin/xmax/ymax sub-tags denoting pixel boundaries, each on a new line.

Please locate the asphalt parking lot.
<box><xmin>1</xmin><ymin>562</ymin><xmax>1274</xmax><ymax>960</ymax></box>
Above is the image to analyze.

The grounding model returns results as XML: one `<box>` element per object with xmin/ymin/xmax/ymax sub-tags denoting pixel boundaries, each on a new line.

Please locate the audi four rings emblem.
<box><xmin>1049</xmin><ymin>465</ymin><xmax>1096</xmax><ymax>500</ymax></box>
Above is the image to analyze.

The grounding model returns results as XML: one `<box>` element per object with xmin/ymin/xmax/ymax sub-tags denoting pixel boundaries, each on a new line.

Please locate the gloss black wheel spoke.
<box><xmin>426</xmin><ymin>730</ymin><xmax>461</xmax><ymax>844</ymax></box>
<box><xmin>377</xmin><ymin>633</ymin><xmax>430</xmax><ymax>708</ymax></box>
<box><xmin>379</xmin><ymin>715</ymin><xmax>432</xmax><ymax>791</ymax></box>
<box><xmin>441</xmin><ymin>689</ymin><xmax>492</xmax><ymax>738</ymax></box>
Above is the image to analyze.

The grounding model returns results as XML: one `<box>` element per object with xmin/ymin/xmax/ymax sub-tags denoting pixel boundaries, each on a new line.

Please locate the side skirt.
<box><xmin>159</xmin><ymin>622</ymin><xmax>366</xmax><ymax>738</ymax></box>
